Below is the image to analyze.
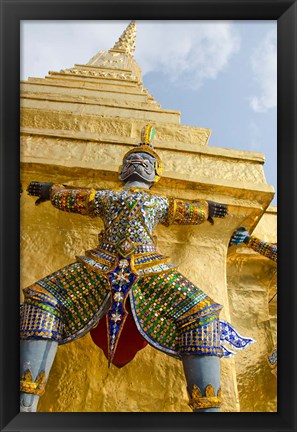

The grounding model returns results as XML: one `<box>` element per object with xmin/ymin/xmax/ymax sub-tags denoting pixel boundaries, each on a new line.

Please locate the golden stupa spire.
<box><xmin>111</xmin><ymin>20</ymin><xmax>136</xmax><ymax>56</ymax></box>
<box><xmin>82</xmin><ymin>20</ymin><xmax>141</xmax><ymax>83</ymax></box>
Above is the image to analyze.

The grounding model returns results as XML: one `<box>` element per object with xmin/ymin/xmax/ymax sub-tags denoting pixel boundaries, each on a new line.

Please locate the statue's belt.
<box><xmin>97</xmin><ymin>239</ymin><xmax>157</xmax><ymax>257</ymax></box>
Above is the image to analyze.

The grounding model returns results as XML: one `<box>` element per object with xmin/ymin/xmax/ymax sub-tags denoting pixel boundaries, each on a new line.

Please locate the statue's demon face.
<box><xmin>120</xmin><ymin>152</ymin><xmax>157</xmax><ymax>183</ymax></box>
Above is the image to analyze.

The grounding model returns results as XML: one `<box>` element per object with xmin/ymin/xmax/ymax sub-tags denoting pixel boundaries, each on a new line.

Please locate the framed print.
<box><xmin>1</xmin><ymin>1</ymin><xmax>296</xmax><ymax>431</ymax></box>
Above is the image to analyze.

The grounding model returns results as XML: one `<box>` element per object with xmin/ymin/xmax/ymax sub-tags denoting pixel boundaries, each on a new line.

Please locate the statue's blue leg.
<box><xmin>182</xmin><ymin>355</ymin><xmax>221</xmax><ymax>412</ymax></box>
<box><xmin>20</xmin><ymin>339</ymin><xmax>58</xmax><ymax>412</ymax></box>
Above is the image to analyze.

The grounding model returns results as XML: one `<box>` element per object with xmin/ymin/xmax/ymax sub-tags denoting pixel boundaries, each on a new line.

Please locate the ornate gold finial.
<box><xmin>141</xmin><ymin>125</ymin><xmax>156</xmax><ymax>145</ymax></box>
<box><xmin>111</xmin><ymin>20</ymin><xmax>137</xmax><ymax>56</ymax></box>
<box><xmin>188</xmin><ymin>384</ymin><xmax>222</xmax><ymax>410</ymax></box>
<box><xmin>20</xmin><ymin>370</ymin><xmax>47</xmax><ymax>396</ymax></box>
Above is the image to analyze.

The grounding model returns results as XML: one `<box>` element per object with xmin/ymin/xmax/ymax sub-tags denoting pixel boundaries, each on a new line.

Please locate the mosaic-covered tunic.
<box><xmin>20</xmin><ymin>186</ymin><xmax>253</xmax><ymax>364</ymax></box>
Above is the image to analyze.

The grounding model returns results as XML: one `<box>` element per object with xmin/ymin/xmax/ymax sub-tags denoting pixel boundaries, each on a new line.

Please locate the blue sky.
<box><xmin>21</xmin><ymin>20</ymin><xmax>277</xmax><ymax>205</ymax></box>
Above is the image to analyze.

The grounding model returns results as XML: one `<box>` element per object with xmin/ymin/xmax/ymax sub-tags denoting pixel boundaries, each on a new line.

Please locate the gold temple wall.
<box><xmin>227</xmin><ymin>207</ymin><xmax>277</xmax><ymax>412</ymax></box>
<box><xmin>20</xmin><ymin>38</ymin><xmax>276</xmax><ymax>412</ymax></box>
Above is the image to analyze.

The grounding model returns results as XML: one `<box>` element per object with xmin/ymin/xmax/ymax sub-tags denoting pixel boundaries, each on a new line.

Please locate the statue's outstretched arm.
<box><xmin>229</xmin><ymin>227</ymin><xmax>277</xmax><ymax>262</ymax></box>
<box><xmin>246</xmin><ymin>236</ymin><xmax>277</xmax><ymax>262</ymax></box>
<box><xmin>27</xmin><ymin>181</ymin><xmax>96</xmax><ymax>216</ymax></box>
<box><xmin>163</xmin><ymin>198</ymin><xmax>228</xmax><ymax>226</ymax></box>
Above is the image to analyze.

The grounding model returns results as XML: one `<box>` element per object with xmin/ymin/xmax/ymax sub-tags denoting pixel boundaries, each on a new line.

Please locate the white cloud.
<box><xmin>136</xmin><ymin>21</ymin><xmax>241</xmax><ymax>89</ymax></box>
<box><xmin>20</xmin><ymin>20</ymin><xmax>240</xmax><ymax>90</ymax></box>
<box><xmin>20</xmin><ymin>20</ymin><xmax>128</xmax><ymax>80</ymax></box>
<box><xmin>249</xmin><ymin>29</ymin><xmax>277</xmax><ymax>112</ymax></box>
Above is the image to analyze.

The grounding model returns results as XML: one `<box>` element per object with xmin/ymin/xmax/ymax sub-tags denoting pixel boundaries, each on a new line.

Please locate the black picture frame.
<box><xmin>1</xmin><ymin>1</ymin><xmax>296</xmax><ymax>431</ymax></box>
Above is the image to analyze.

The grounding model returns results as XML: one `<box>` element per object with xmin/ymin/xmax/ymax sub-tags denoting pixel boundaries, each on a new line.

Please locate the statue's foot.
<box><xmin>20</xmin><ymin>393</ymin><xmax>39</xmax><ymax>412</ymax></box>
<box><xmin>193</xmin><ymin>407</ymin><xmax>220</xmax><ymax>412</ymax></box>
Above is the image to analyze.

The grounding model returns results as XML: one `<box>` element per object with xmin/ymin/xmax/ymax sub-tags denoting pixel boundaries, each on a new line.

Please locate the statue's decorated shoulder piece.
<box><xmin>21</xmin><ymin>126</ymin><xmax>254</xmax><ymax>413</ymax></box>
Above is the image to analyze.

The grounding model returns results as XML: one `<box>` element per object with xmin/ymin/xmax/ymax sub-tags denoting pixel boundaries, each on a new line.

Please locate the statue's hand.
<box><xmin>27</xmin><ymin>181</ymin><xmax>54</xmax><ymax>205</ymax></box>
<box><xmin>228</xmin><ymin>227</ymin><xmax>250</xmax><ymax>247</ymax></box>
<box><xmin>206</xmin><ymin>200</ymin><xmax>228</xmax><ymax>225</ymax></box>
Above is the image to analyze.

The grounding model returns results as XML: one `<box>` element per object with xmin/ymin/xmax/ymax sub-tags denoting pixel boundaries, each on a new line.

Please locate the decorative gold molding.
<box><xmin>20</xmin><ymin>370</ymin><xmax>46</xmax><ymax>396</ymax></box>
<box><xmin>60</xmin><ymin>68</ymin><xmax>139</xmax><ymax>82</ymax></box>
<box><xmin>189</xmin><ymin>384</ymin><xmax>222</xmax><ymax>410</ymax></box>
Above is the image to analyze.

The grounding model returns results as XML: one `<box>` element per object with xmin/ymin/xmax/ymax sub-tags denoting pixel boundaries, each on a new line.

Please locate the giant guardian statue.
<box><xmin>20</xmin><ymin>125</ymin><xmax>254</xmax><ymax>412</ymax></box>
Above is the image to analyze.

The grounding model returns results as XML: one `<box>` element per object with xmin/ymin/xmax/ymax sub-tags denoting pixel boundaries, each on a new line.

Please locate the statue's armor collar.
<box><xmin>92</xmin><ymin>188</ymin><xmax>169</xmax><ymax>253</ymax></box>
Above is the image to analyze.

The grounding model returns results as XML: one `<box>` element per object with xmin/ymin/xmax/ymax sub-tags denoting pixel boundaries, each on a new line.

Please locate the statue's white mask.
<box><xmin>120</xmin><ymin>152</ymin><xmax>157</xmax><ymax>183</ymax></box>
